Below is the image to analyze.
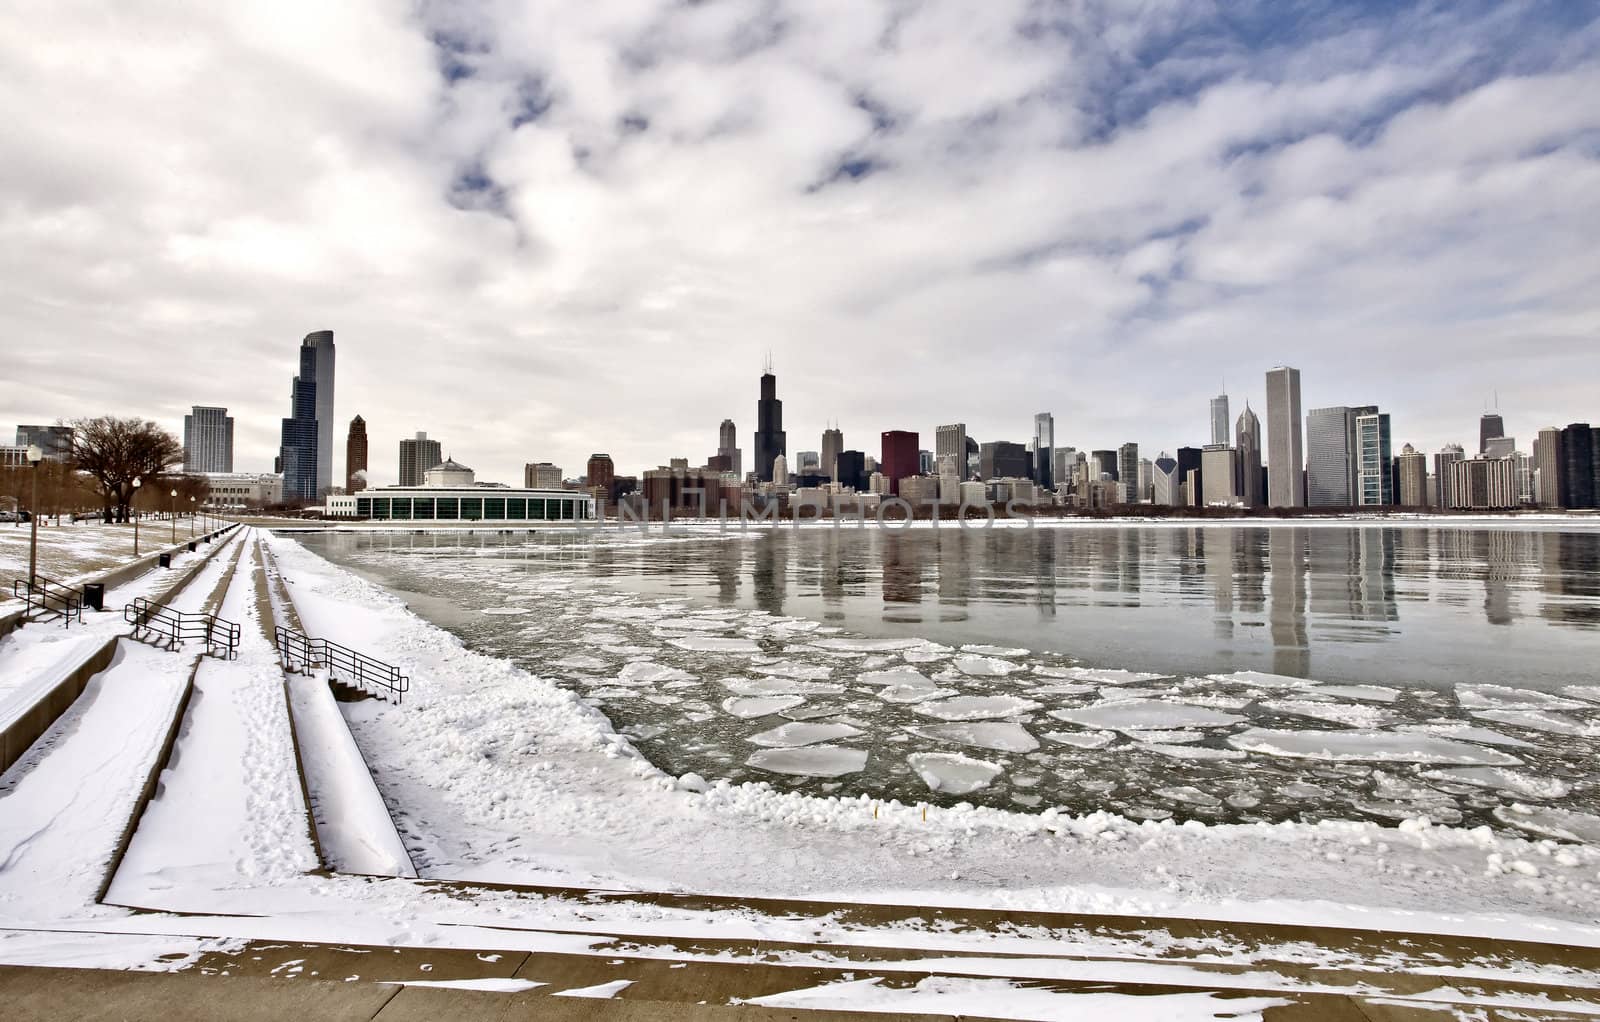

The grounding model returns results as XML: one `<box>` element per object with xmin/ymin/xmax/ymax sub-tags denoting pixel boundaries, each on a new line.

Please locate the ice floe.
<box><xmin>1141</xmin><ymin>743</ymin><xmax>1247</xmax><ymax>761</ymax></box>
<box><xmin>721</xmin><ymin>677</ymin><xmax>846</xmax><ymax>697</ymax></box>
<box><xmin>951</xmin><ymin>655</ymin><xmax>1023</xmax><ymax>677</ymax></box>
<box><xmin>907</xmin><ymin>752</ymin><xmax>1004</xmax><ymax>794</ymax></box>
<box><xmin>959</xmin><ymin>644</ymin><xmax>1029</xmax><ymax>657</ymax></box>
<box><xmin>1395</xmin><ymin>723</ymin><xmax>1535</xmax><ymax>749</ymax></box>
<box><xmin>721</xmin><ymin>695</ymin><xmax>806</xmax><ymax>718</ymax></box>
<box><xmin>1210</xmin><ymin>670</ymin><xmax>1316</xmax><ymax>690</ymax></box>
<box><xmin>811</xmin><ymin>637</ymin><xmax>929</xmax><ymax>652</ymax></box>
<box><xmin>856</xmin><ymin>668</ymin><xmax>935</xmax><ymax>687</ymax></box>
<box><xmin>1049</xmin><ymin>700</ymin><xmax>1243</xmax><ymax>731</ymax></box>
<box><xmin>1310</xmin><ymin>684</ymin><xmax>1401</xmax><ymax>703</ymax></box>
<box><xmin>746</xmin><ymin>745</ymin><xmax>868</xmax><ymax>777</ymax></box>
<box><xmin>1420</xmin><ymin>767</ymin><xmax>1571</xmax><ymax>800</ymax></box>
<box><xmin>1257</xmin><ymin>699</ymin><xmax>1397</xmax><ymax>729</ymax></box>
<box><xmin>1562</xmin><ymin>685</ymin><xmax>1600</xmax><ymax>704</ymax></box>
<box><xmin>617</xmin><ymin>662</ymin><xmax>695</xmax><ymax>685</ymax></box>
<box><xmin>1227</xmin><ymin>728</ymin><xmax>1523</xmax><ymax>765</ymax></box>
<box><xmin>747</xmin><ymin>722</ymin><xmax>866</xmax><ymax>748</ymax></box>
<box><xmin>905</xmin><ymin>722</ymin><xmax>1039</xmax><ymax>753</ymax></box>
<box><xmin>912</xmin><ymin>695</ymin><xmax>1042</xmax><ymax>721</ymax></box>
<box><xmin>1472</xmin><ymin>709</ymin><xmax>1599</xmax><ymax>736</ymax></box>
<box><xmin>1043</xmin><ymin>730</ymin><xmax>1116</xmax><ymax>749</ymax></box>
<box><xmin>1455</xmin><ymin>684</ymin><xmax>1588</xmax><ymax>711</ymax></box>
<box><xmin>1493</xmin><ymin>805</ymin><xmax>1600</xmax><ymax>844</ymax></box>
<box><xmin>668</xmin><ymin>635</ymin><xmax>763</xmax><ymax>654</ymax></box>
<box><xmin>750</xmin><ymin>662</ymin><xmax>835</xmax><ymax>680</ymax></box>
<box><xmin>1034</xmin><ymin>666</ymin><xmax>1168</xmax><ymax>685</ymax></box>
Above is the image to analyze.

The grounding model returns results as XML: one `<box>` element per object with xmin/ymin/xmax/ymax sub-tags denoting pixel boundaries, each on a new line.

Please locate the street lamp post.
<box><xmin>190</xmin><ymin>495</ymin><xmax>196</xmax><ymax>537</ymax></box>
<box><xmin>132</xmin><ymin>477</ymin><xmax>143</xmax><ymax>556</ymax></box>
<box><xmin>25</xmin><ymin>445</ymin><xmax>43</xmax><ymax>584</ymax></box>
<box><xmin>170</xmin><ymin>488</ymin><xmax>178</xmax><ymax>544</ymax></box>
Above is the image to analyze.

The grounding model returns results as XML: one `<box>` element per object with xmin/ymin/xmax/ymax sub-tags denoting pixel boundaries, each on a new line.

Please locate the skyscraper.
<box><xmin>835</xmin><ymin>450</ymin><xmax>867</xmax><ymax>491</ymax></box>
<box><xmin>1091</xmin><ymin>450</ymin><xmax>1118</xmax><ymax>481</ymax></box>
<box><xmin>1562</xmin><ymin>423</ymin><xmax>1596</xmax><ymax>509</ymax></box>
<box><xmin>1479</xmin><ymin>412</ymin><xmax>1505</xmax><ymax>456</ymax></box>
<box><xmin>753</xmin><ymin>368</ymin><xmax>785</xmax><ymax>482</ymax></box>
<box><xmin>718</xmin><ymin>419</ymin><xmax>741</xmax><ymax>479</ymax></box>
<box><xmin>587</xmin><ymin>453</ymin><xmax>616</xmax><ymax>505</ymax></box>
<box><xmin>1152</xmin><ymin>453</ymin><xmax>1179</xmax><ymax>505</ymax></box>
<box><xmin>981</xmin><ymin>442</ymin><xmax>1030</xmax><ymax>480</ymax></box>
<box><xmin>1536</xmin><ymin>427</ymin><xmax>1565</xmax><ymax>507</ymax></box>
<box><xmin>278</xmin><ymin>344</ymin><xmax>320</xmax><ymax>501</ymax></box>
<box><xmin>1434</xmin><ymin>444</ymin><xmax>1465</xmax><ymax>508</ymax></box>
<box><xmin>1117</xmin><ymin>443</ymin><xmax>1139</xmax><ymax>498</ymax></box>
<box><xmin>302</xmin><ymin>330</ymin><xmax>336</xmax><ymax>496</ymax></box>
<box><xmin>346</xmin><ymin>415</ymin><xmax>368</xmax><ymax>492</ymax></box>
<box><xmin>1306</xmin><ymin>407</ymin><xmax>1356</xmax><ymax>507</ymax></box>
<box><xmin>1236</xmin><ymin>404</ymin><xmax>1262</xmax><ymax>508</ymax></box>
<box><xmin>1176</xmin><ymin>447</ymin><xmax>1203</xmax><ymax>506</ymax></box>
<box><xmin>1032</xmin><ymin>413</ymin><xmax>1054</xmax><ymax>490</ymax></box>
<box><xmin>183</xmin><ymin>405</ymin><xmax>233</xmax><ymax>473</ymax></box>
<box><xmin>880</xmin><ymin>430</ymin><xmax>919</xmax><ymax>495</ymax></box>
<box><xmin>821</xmin><ymin>425</ymin><xmax>843</xmax><ymax>482</ymax></box>
<box><xmin>1265</xmin><ymin>366</ymin><xmax>1303</xmax><ymax>507</ymax></box>
<box><xmin>1201</xmin><ymin>445</ymin><xmax>1240</xmax><ymax>506</ymax></box>
<box><xmin>1354</xmin><ymin>407</ymin><xmax>1393</xmax><ymax>506</ymax></box>
<box><xmin>1397</xmin><ymin>444</ymin><xmax>1428</xmax><ymax>507</ymax></box>
<box><xmin>1210</xmin><ymin>393</ymin><xmax>1230</xmax><ymax>447</ymax></box>
<box><xmin>935</xmin><ymin>424</ymin><xmax>967</xmax><ymax>482</ymax></box>
<box><xmin>399</xmin><ymin>432</ymin><xmax>442</xmax><ymax>487</ymax></box>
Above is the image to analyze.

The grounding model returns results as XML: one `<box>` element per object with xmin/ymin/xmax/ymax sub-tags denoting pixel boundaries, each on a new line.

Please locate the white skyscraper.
<box><xmin>183</xmin><ymin>405</ymin><xmax>234</xmax><ymax>473</ymax></box>
<box><xmin>1210</xmin><ymin>393</ymin><xmax>1230</xmax><ymax>447</ymax></box>
<box><xmin>936</xmin><ymin>423</ymin><xmax>968</xmax><ymax>482</ymax></box>
<box><xmin>1237</xmin><ymin>404</ymin><xmax>1263</xmax><ymax>508</ymax></box>
<box><xmin>1265</xmin><ymin>366</ymin><xmax>1304</xmax><ymax>507</ymax></box>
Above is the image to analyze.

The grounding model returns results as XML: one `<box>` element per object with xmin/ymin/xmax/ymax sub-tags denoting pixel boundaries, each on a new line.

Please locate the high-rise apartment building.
<box><xmin>1446</xmin><ymin>457</ymin><xmax>1518</xmax><ymax>510</ymax></box>
<box><xmin>1563</xmin><ymin>423</ymin><xmax>1596</xmax><ymax>509</ymax></box>
<box><xmin>1306</xmin><ymin>407</ymin><xmax>1356</xmax><ymax>507</ymax></box>
<box><xmin>399</xmin><ymin>432</ymin><xmax>442</xmax><ymax>487</ymax></box>
<box><xmin>935</xmin><ymin>424</ymin><xmax>968</xmax><ymax>483</ymax></box>
<box><xmin>1397</xmin><ymin>444</ymin><xmax>1428</xmax><ymax>507</ymax></box>
<box><xmin>277</xmin><ymin>344</ymin><xmax>321</xmax><ymax>501</ymax></box>
<box><xmin>587</xmin><ymin>454</ymin><xmax>616</xmax><ymax>505</ymax></box>
<box><xmin>1210</xmin><ymin>393</ymin><xmax>1230</xmax><ymax>447</ymax></box>
<box><xmin>1265</xmin><ymin>366</ymin><xmax>1303</xmax><ymax>506</ymax></box>
<box><xmin>1354</xmin><ymin>407</ymin><xmax>1393</xmax><ymax>506</ymax></box>
<box><xmin>880</xmin><ymin>430</ymin><xmax>920</xmax><ymax>496</ymax></box>
<box><xmin>183</xmin><ymin>405</ymin><xmax>233</xmax><ymax>473</ymax></box>
<box><xmin>345</xmin><ymin>415</ymin><xmax>368</xmax><ymax>492</ymax></box>
<box><xmin>753</xmin><ymin>368</ymin><xmax>786</xmax><ymax>482</ymax></box>
<box><xmin>1536</xmin><ymin>427</ymin><xmax>1565</xmax><ymax>507</ymax></box>
<box><xmin>1032</xmin><ymin>413</ymin><xmax>1054</xmax><ymax>490</ymax></box>
<box><xmin>821</xmin><ymin>426</ymin><xmax>843</xmax><ymax>482</ymax></box>
<box><xmin>717</xmin><ymin>419</ymin><xmax>741</xmax><ymax>479</ymax></box>
<box><xmin>1117</xmin><ymin>443</ymin><xmax>1139</xmax><ymax>496</ymax></box>
<box><xmin>1236</xmin><ymin>404</ymin><xmax>1262</xmax><ymax>507</ymax></box>
<box><xmin>1479</xmin><ymin>412</ymin><xmax>1505</xmax><ymax>456</ymax></box>
<box><xmin>1434</xmin><ymin>444</ymin><xmax>1465</xmax><ymax>509</ymax></box>
<box><xmin>302</xmin><ymin>330</ymin><xmax>336</xmax><ymax>495</ymax></box>
<box><xmin>525</xmin><ymin>462</ymin><xmax>563</xmax><ymax>488</ymax></box>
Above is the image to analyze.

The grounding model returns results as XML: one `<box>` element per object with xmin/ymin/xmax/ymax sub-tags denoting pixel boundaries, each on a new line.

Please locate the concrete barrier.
<box><xmin>0</xmin><ymin>636</ymin><xmax>118</xmax><ymax>774</ymax></box>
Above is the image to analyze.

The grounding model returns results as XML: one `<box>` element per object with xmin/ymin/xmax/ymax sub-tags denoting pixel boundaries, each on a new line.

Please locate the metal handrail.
<box><xmin>123</xmin><ymin>596</ymin><xmax>240</xmax><ymax>659</ymax></box>
<box><xmin>10</xmin><ymin>576</ymin><xmax>83</xmax><ymax>627</ymax></box>
<box><xmin>274</xmin><ymin>626</ymin><xmax>410</xmax><ymax>704</ymax></box>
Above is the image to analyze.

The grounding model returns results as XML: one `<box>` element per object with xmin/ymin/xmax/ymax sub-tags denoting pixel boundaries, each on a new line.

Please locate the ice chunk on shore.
<box><xmin>1049</xmin><ymin>700</ymin><xmax>1243</xmax><ymax>731</ymax></box>
<box><xmin>907</xmin><ymin>753</ymin><xmax>1004</xmax><ymax>794</ymax></box>
<box><xmin>1421</xmin><ymin>767</ymin><xmax>1570</xmax><ymax>800</ymax></box>
<box><xmin>1043</xmin><ymin>730</ymin><xmax>1116</xmax><ymax>749</ymax></box>
<box><xmin>1456</xmin><ymin>684</ymin><xmax>1587</xmax><ymax>711</ymax></box>
<box><xmin>748</xmin><ymin>721</ymin><xmax>866</xmax><ymax>748</ymax></box>
<box><xmin>951</xmin><ymin>655</ymin><xmax>1021</xmax><ymax>677</ymax></box>
<box><xmin>1227</xmin><ymin>728</ymin><xmax>1523</xmax><ymax>765</ymax></box>
<box><xmin>747</xmin><ymin>745</ymin><xmax>868</xmax><ymax>777</ymax></box>
<box><xmin>960</xmin><ymin>644</ymin><xmax>1029</xmax><ymax>657</ymax></box>
<box><xmin>906</xmin><ymin>722</ymin><xmax>1039</xmax><ymax>753</ymax></box>
<box><xmin>913</xmin><ymin>695</ymin><xmax>1042</xmax><ymax>721</ymax></box>
<box><xmin>722</xmin><ymin>695</ymin><xmax>806</xmax><ymax>718</ymax></box>
<box><xmin>1493</xmin><ymin>805</ymin><xmax>1600</xmax><ymax>844</ymax></box>
<box><xmin>669</xmin><ymin>636</ymin><xmax>763</xmax><ymax>654</ymax></box>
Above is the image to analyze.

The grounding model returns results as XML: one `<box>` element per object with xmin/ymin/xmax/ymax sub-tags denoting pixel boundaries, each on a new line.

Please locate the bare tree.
<box><xmin>69</xmin><ymin>416</ymin><xmax>184</xmax><ymax>523</ymax></box>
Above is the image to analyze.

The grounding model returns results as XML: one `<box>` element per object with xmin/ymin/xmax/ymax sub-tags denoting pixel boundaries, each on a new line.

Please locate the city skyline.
<box><xmin>3</xmin><ymin>3</ymin><xmax>1597</xmax><ymax>484</ymax></box>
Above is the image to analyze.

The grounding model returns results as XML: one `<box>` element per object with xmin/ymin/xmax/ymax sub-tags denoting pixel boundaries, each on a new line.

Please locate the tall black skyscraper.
<box><xmin>1562</xmin><ymin>423</ymin><xmax>1595</xmax><ymax>509</ymax></box>
<box><xmin>1479</xmin><ymin>412</ymin><xmax>1505</xmax><ymax>456</ymax></box>
<box><xmin>753</xmin><ymin>368</ymin><xmax>786</xmax><ymax>482</ymax></box>
<box><xmin>277</xmin><ymin>344</ymin><xmax>320</xmax><ymax>501</ymax></box>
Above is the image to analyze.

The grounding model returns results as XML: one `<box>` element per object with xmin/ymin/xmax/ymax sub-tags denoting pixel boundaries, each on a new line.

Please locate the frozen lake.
<box><xmin>295</xmin><ymin>522</ymin><xmax>1600</xmax><ymax>832</ymax></box>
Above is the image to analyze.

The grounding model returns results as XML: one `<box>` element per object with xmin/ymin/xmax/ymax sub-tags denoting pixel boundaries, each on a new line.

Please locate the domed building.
<box><xmin>423</xmin><ymin>457</ymin><xmax>475</xmax><ymax>488</ymax></box>
<box><xmin>324</xmin><ymin>452</ymin><xmax>593</xmax><ymax>525</ymax></box>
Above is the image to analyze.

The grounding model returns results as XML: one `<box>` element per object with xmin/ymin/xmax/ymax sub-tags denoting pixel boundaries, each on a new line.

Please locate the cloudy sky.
<box><xmin>3</xmin><ymin>0</ymin><xmax>1597</xmax><ymax>486</ymax></box>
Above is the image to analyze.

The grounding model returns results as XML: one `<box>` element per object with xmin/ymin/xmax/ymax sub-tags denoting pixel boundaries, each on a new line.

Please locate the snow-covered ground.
<box><xmin>259</xmin><ymin>532</ymin><xmax>1600</xmax><ymax>943</ymax></box>
<box><xmin>0</xmin><ymin>517</ymin><xmax>197</xmax><ymax>585</ymax></box>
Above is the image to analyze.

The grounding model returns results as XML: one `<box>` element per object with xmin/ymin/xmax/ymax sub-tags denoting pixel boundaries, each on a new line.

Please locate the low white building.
<box><xmin>325</xmin><ymin>457</ymin><xmax>592</xmax><ymax>523</ymax></box>
<box><xmin>199</xmin><ymin>472</ymin><xmax>283</xmax><ymax>507</ymax></box>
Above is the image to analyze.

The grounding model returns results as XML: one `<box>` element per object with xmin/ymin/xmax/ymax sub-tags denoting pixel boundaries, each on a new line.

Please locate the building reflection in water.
<box><xmin>880</xmin><ymin>531</ymin><xmax>924</xmax><ymax>608</ymax></box>
<box><xmin>751</xmin><ymin>533</ymin><xmax>787</xmax><ymax>617</ymax></box>
<box><xmin>1268</xmin><ymin>528</ymin><xmax>1309</xmax><ymax>677</ymax></box>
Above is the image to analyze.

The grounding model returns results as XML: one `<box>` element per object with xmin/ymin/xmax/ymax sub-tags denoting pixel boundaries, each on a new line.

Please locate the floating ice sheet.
<box><xmin>1142</xmin><ymin>743</ymin><xmax>1247</xmax><ymax>761</ymax></box>
<box><xmin>1455</xmin><ymin>684</ymin><xmax>1588</xmax><ymax>711</ymax></box>
<box><xmin>912</xmin><ymin>695</ymin><xmax>1042</xmax><ymax>721</ymax></box>
<box><xmin>906</xmin><ymin>722</ymin><xmax>1039</xmax><ymax>753</ymax></box>
<box><xmin>959</xmin><ymin>644</ymin><xmax>1029</xmax><ymax>657</ymax></box>
<box><xmin>617</xmin><ymin>662</ymin><xmax>695</xmax><ymax>685</ymax></box>
<box><xmin>1493</xmin><ymin>805</ymin><xmax>1600</xmax><ymax>844</ymax></box>
<box><xmin>721</xmin><ymin>695</ymin><xmax>806</xmax><ymax>718</ymax></box>
<box><xmin>721</xmin><ymin>677</ymin><xmax>846</xmax><ymax>697</ymax></box>
<box><xmin>1420</xmin><ymin>767</ymin><xmax>1570</xmax><ymax>800</ymax></box>
<box><xmin>1043</xmin><ymin>730</ymin><xmax>1116</xmax><ymax>749</ymax></box>
<box><xmin>878</xmin><ymin>685</ymin><xmax>957</xmax><ymax>704</ymax></box>
<box><xmin>907</xmin><ymin>752</ymin><xmax>1004</xmax><ymax>794</ymax></box>
<box><xmin>750</xmin><ymin>662</ymin><xmax>834</xmax><ymax>680</ymax></box>
<box><xmin>1227</xmin><ymin>728</ymin><xmax>1523</xmax><ymax>765</ymax></box>
<box><xmin>1257</xmin><ymin>699</ymin><xmax>1397</xmax><ymax>729</ymax></box>
<box><xmin>1472</xmin><ymin>709</ymin><xmax>1598</xmax><ymax>736</ymax></box>
<box><xmin>951</xmin><ymin>655</ymin><xmax>1022</xmax><ymax>677</ymax></box>
<box><xmin>1210</xmin><ymin>670</ymin><xmax>1317</xmax><ymax>690</ymax></box>
<box><xmin>748</xmin><ymin>721</ymin><xmax>866</xmax><ymax>748</ymax></box>
<box><xmin>668</xmin><ymin>636</ymin><xmax>763</xmax><ymax>654</ymax></box>
<box><xmin>811</xmin><ymin>638</ymin><xmax>929</xmax><ymax>652</ymax></box>
<box><xmin>1049</xmin><ymin>700</ymin><xmax>1243</xmax><ymax>731</ymax></box>
<box><xmin>857</xmin><ymin>668</ymin><xmax>935</xmax><ymax>688</ymax></box>
<box><xmin>746</xmin><ymin>745</ymin><xmax>868</xmax><ymax>777</ymax></box>
<box><xmin>1310</xmin><ymin>684</ymin><xmax>1401</xmax><ymax>703</ymax></box>
<box><xmin>1395</xmin><ymin>723</ymin><xmax>1535</xmax><ymax>749</ymax></box>
<box><xmin>1034</xmin><ymin>666</ymin><xmax>1169</xmax><ymax>685</ymax></box>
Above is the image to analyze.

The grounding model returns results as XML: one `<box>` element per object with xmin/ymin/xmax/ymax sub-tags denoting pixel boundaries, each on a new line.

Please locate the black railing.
<box><xmin>123</xmin><ymin>597</ymin><xmax>240</xmax><ymax>659</ymax></box>
<box><xmin>275</xmin><ymin>626</ymin><xmax>410</xmax><ymax>704</ymax></box>
<box><xmin>10</xmin><ymin>575</ymin><xmax>83</xmax><ymax>627</ymax></box>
